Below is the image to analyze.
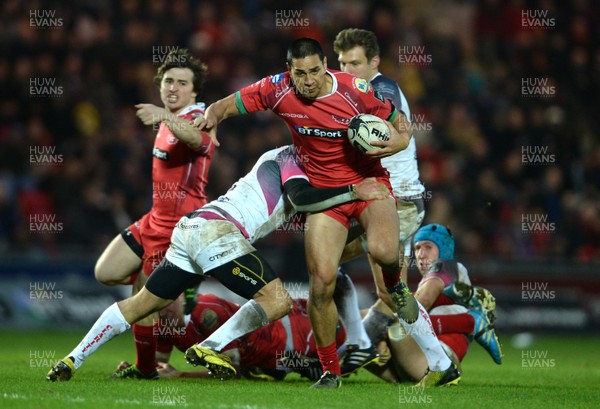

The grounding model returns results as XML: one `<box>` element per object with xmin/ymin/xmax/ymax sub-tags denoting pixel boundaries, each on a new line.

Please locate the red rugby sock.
<box><xmin>133</xmin><ymin>323</ymin><xmax>157</xmax><ymax>375</ymax></box>
<box><xmin>316</xmin><ymin>342</ymin><xmax>341</xmax><ymax>375</ymax></box>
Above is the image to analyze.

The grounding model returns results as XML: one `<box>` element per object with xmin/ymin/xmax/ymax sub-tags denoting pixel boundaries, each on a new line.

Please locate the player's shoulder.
<box><xmin>424</xmin><ymin>259</ymin><xmax>459</xmax><ymax>279</ymax></box>
<box><xmin>268</xmin><ymin>72</ymin><xmax>290</xmax><ymax>84</ymax></box>
<box><xmin>178</xmin><ymin>102</ymin><xmax>206</xmax><ymax>120</ymax></box>
<box><xmin>331</xmin><ymin>70</ymin><xmax>372</xmax><ymax>97</ymax></box>
<box><xmin>371</xmin><ymin>74</ymin><xmax>401</xmax><ymax>96</ymax></box>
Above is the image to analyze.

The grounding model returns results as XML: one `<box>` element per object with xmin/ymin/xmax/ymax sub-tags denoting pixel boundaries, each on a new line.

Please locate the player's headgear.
<box><xmin>413</xmin><ymin>224</ymin><xmax>454</xmax><ymax>259</ymax></box>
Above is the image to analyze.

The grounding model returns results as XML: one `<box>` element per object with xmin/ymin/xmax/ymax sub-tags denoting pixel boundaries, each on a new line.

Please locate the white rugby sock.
<box><xmin>400</xmin><ymin>301</ymin><xmax>452</xmax><ymax>371</ymax></box>
<box><xmin>68</xmin><ymin>302</ymin><xmax>131</xmax><ymax>369</ymax></box>
<box><xmin>199</xmin><ymin>299</ymin><xmax>269</xmax><ymax>351</ymax></box>
<box><xmin>335</xmin><ymin>270</ymin><xmax>371</xmax><ymax>349</ymax></box>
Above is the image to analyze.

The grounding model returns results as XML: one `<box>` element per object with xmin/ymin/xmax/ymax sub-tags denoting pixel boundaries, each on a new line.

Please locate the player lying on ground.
<box><xmin>47</xmin><ymin>146</ymin><xmax>389</xmax><ymax>381</ymax></box>
<box><xmin>361</xmin><ymin>224</ymin><xmax>502</xmax><ymax>383</ymax></box>
<box><xmin>114</xmin><ymin>292</ymin><xmax>347</xmax><ymax>381</ymax></box>
<box><xmin>287</xmin><ymin>224</ymin><xmax>502</xmax><ymax>384</ymax></box>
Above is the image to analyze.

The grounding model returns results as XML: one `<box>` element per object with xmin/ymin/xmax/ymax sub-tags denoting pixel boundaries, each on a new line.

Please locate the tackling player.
<box><xmin>196</xmin><ymin>38</ymin><xmax>456</xmax><ymax>388</ymax></box>
<box><xmin>93</xmin><ymin>49</ymin><xmax>215</xmax><ymax>379</ymax></box>
<box><xmin>46</xmin><ymin>146</ymin><xmax>389</xmax><ymax>382</ymax></box>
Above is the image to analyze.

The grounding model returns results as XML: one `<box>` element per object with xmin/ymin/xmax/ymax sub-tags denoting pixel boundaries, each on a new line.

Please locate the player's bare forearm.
<box><xmin>367</xmin><ymin>113</ymin><xmax>411</xmax><ymax>159</ymax></box>
<box><xmin>194</xmin><ymin>94</ymin><xmax>240</xmax><ymax>147</ymax></box>
<box><xmin>163</xmin><ymin>115</ymin><xmax>206</xmax><ymax>149</ymax></box>
<box><xmin>134</xmin><ymin>103</ymin><xmax>206</xmax><ymax>149</ymax></box>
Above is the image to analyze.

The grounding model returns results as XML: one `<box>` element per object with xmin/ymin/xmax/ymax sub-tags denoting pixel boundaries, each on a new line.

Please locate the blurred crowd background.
<box><xmin>1</xmin><ymin>0</ymin><xmax>599</xmax><ymax>276</ymax></box>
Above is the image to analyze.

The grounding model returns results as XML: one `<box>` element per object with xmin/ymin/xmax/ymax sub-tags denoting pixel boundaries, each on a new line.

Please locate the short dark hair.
<box><xmin>154</xmin><ymin>48</ymin><xmax>208</xmax><ymax>94</ymax></box>
<box><xmin>286</xmin><ymin>38</ymin><xmax>325</xmax><ymax>65</ymax></box>
<box><xmin>333</xmin><ymin>28</ymin><xmax>380</xmax><ymax>62</ymax></box>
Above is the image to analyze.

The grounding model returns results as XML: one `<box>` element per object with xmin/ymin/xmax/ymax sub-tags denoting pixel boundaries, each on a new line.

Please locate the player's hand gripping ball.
<box><xmin>347</xmin><ymin>114</ymin><xmax>390</xmax><ymax>153</ymax></box>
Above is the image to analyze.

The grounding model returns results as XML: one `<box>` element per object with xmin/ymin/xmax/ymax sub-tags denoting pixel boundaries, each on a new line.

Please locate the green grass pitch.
<box><xmin>1</xmin><ymin>331</ymin><xmax>598</xmax><ymax>409</ymax></box>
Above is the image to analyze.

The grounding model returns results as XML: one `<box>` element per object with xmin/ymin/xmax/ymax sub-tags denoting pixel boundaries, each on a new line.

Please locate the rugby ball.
<box><xmin>347</xmin><ymin>114</ymin><xmax>390</xmax><ymax>153</ymax></box>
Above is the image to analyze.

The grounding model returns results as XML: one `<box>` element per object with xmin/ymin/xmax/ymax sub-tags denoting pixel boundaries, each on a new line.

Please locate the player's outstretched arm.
<box><xmin>193</xmin><ymin>93</ymin><xmax>241</xmax><ymax>147</ymax></box>
<box><xmin>134</xmin><ymin>103</ymin><xmax>207</xmax><ymax>149</ymax></box>
<box><xmin>366</xmin><ymin>112</ymin><xmax>411</xmax><ymax>159</ymax></box>
<box><xmin>285</xmin><ymin>177</ymin><xmax>390</xmax><ymax>213</ymax></box>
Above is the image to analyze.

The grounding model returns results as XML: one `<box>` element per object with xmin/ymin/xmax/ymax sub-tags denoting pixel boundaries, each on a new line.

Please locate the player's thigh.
<box><xmin>359</xmin><ymin>197</ymin><xmax>400</xmax><ymax>257</ymax></box>
<box><xmin>388</xmin><ymin>335</ymin><xmax>428</xmax><ymax>381</ymax></box>
<box><xmin>304</xmin><ymin>213</ymin><xmax>348</xmax><ymax>288</ymax></box>
<box><xmin>95</xmin><ymin>233</ymin><xmax>142</xmax><ymax>284</ymax></box>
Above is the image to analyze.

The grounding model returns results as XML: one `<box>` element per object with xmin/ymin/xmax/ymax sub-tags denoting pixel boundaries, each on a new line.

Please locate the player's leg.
<box><xmin>305</xmin><ymin>212</ymin><xmax>348</xmax><ymax>388</ymax></box>
<box><xmin>94</xmin><ymin>229</ymin><xmax>143</xmax><ymax>286</ymax></box>
<box><xmin>360</xmin><ymin>200</ymin><xmax>458</xmax><ymax>385</ymax></box>
<box><xmin>333</xmin><ymin>269</ymin><xmax>380</xmax><ymax>376</ymax></box>
<box><xmin>178</xmin><ymin>218</ymin><xmax>292</xmax><ymax>377</ymax></box>
<box><xmin>46</xmin><ymin>258</ymin><xmax>200</xmax><ymax>381</ymax></box>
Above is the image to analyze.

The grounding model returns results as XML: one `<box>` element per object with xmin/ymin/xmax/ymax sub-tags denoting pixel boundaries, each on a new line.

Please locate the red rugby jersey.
<box><xmin>151</xmin><ymin>103</ymin><xmax>214</xmax><ymax>228</ymax></box>
<box><xmin>236</xmin><ymin>70</ymin><xmax>397</xmax><ymax>187</ymax></box>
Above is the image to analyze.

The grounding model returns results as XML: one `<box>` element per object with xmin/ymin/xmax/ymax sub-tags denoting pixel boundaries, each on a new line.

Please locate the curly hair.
<box><xmin>153</xmin><ymin>48</ymin><xmax>208</xmax><ymax>94</ymax></box>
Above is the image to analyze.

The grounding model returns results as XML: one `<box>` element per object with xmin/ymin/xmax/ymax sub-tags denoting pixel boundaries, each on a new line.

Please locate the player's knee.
<box><xmin>368</xmin><ymin>241</ymin><xmax>399</xmax><ymax>268</ymax></box>
<box><xmin>94</xmin><ymin>262</ymin><xmax>114</xmax><ymax>285</ymax></box>
<box><xmin>254</xmin><ymin>279</ymin><xmax>293</xmax><ymax>319</ymax></box>
<box><xmin>309</xmin><ymin>271</ymin><xmax>336</xmax><ymax>305</ymax></box>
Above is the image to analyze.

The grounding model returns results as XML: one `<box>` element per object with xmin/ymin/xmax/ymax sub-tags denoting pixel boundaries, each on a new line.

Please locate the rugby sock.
<box><xmin>363</xmin><ymin>308</ymin><xmax>394</xmax><ymax>343</ymax></box>
<box><xmin>316</xmin><ymin>342</ymin><xmax>341</xmax><ymax>375</ymax></box>
<box><xmin>387</xmin><ymin>321</ymin><xmax>408</xmax><ymax>342</ymax></box>
<box><xmin>334</xmin><ymin>269</ymin><xmax>371</xmax><ymax>349</ymax></box>
<box><xmin>133</xmin><ymin>323</ymin><xmax>158</xmax><ymax>375</ymax></box>
<box><xmin>430</xmin><ymin>314</ymin><xmax>475</xmax><ymax>335</ymax></box>
<box><xmin>171</xmin><ymin>321</ymin><xmax>200</xmax><ymax>351</ymax></box>
<box><xmin>381</xmin><ymin>268</ymin><xmax>401</xmax><ymax>289</ymax></box>
<box><xmin>400</xmin><ymin>301</ymin><xmax>452</xmax><ymax>372</ymax></box>
<box><xmin>438</xmin><ymin>334</ymin><xmax>469</xmax><ymax>362</ymax></box>
<box><xmin>68</xmin><ymin>303</ymin><xmax>131</xmax><ymax>369</ymax></box>
<box><xmin>199</xmin><ymin>299</ymin><xmax>269</xmax><ymax>351</ymax></box>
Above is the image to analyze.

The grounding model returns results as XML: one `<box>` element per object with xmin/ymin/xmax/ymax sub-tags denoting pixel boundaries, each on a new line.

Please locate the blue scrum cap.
<box><xmin>413</xmin><ymin>224</ymin><xmax>455</xmax><ymax>259</ymax></box>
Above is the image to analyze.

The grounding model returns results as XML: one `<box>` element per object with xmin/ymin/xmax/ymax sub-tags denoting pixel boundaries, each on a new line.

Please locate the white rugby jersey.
<box><xmin>201</xmin><ymin>146</ymin><xmax>307</xmax><ymax>243</ymax></box>
<box><xmin>371</xmin><ymin>73</ymin><xmax>425</xmax><ymax>199</ymax></box>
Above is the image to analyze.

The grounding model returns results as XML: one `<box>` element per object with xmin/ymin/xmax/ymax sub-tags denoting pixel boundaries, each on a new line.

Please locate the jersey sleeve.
<box><xmin>178</xmin><ymin>107</ymin><xmax>213</xmax><ymax>153</ymax></box>
<box><xmin>371</xmin><ymin>77</ymin><xmax>407</xmax><ymax>119</ymax></box>
<box><xmin>276</xmin><ymin>147</ymin><xmax>310</xmax><ymax>184</ymax></box>
<box><xmin>353</xmin><ymin>77</ymin><xmax>398</xmax><ymax>123</ymax></box>
<box><xmin>420</xmin><ymin>259</ymin><xmax>459</xmax><ymax>287</ymax></box>
<box><xmin>235</xmin><ymin>73</ymin><xmax>288</xmax><ymax>114</ymax></box>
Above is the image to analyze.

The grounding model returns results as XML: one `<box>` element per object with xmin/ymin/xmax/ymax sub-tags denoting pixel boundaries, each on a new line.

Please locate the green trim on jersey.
<box><xmin>235</xmin><ymin>91</ymin><xmax>248</xmax><ymax>115</ymax></box>
<box><xmin>388</xmin><ymin>109</ymin><xmax>398</xmax><ymax>123</ymax></box>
